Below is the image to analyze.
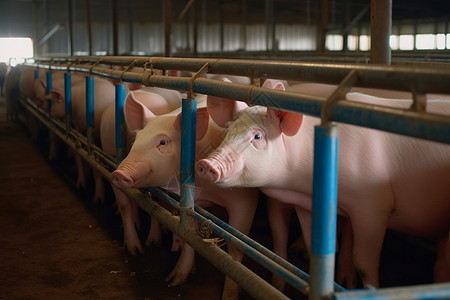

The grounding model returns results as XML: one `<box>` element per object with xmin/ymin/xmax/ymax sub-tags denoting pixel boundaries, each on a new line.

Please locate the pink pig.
<box><xmin>196</xmin><ymin>81</ymin><xmax>450</xmax><ymax>289</ymax></box>
<box><xmin>111</xmin><ymin>95</ymin><xmax>259</xmax><ymax>300</ymax></box>
<box><xmin>48</xmin><ymin>75</ymin><xmax>115</xmax><ymax>198</ymax></box>
<box><xmin>100</xmin><ymin>88</ymin><xmax>183</xmax><ymax>255</ymax></box>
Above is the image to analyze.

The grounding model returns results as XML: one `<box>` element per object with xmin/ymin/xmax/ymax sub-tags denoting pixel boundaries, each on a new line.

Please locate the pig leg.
<box><xmin>166</xmin><ymin>243</ymin><xmax>196</xmax><ymax>286</ymax></box>
<box><xmin>48</xmin><ymin>132</ymin><xmax>59</xmax><ymax>161</ymax></box>
<box><xmin>92</xmin><ymin>169</ymin><xmax>105</xmax><ymax>203</ymax></box>
<box><xmin>221</xmin><ymin>192</ymin><xmax>259</xmax><ymax>300</ymax></box>
<box><xmin>349</xmin><ymin>204</ymin><xmax>391</xmax><ymax>288</ymax></box>
<box><xmin>112</xmin><ymin>185</ymin><xmax>144</xmax><ymax>255</ymax></box>
<box><xmin>267</xmin><ymin>197</ymin><xmax>294</xmax><ymax>291</ymax></box>
<box><xmin>75</xmin><ymin>153</ymin><xmax>88</xmax><ymax>189</ymax></box>
<box><xmin>145</xmin><ymin>216</ymin><xmax>162</xmax><ymax>246</ymax></box>
<box><xmin>434</xmin><ymin>233</ymin><xmax>450</xmax><ymax>282</ymax></box>
<box><xmin>336</xmin><ymin>217</ymin><xmax>357</xmax><ymax>289</ymax></box>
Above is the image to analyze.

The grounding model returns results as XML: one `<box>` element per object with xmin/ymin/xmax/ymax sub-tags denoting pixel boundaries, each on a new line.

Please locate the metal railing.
<box><xmin>22</xmin><ymin>56</ymin><xmax>450</xmax><ymax>300</ymax></box>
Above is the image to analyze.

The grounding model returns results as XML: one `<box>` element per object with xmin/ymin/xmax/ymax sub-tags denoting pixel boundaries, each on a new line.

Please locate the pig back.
<box><xmin>336</xmin><ymin>94</ymin><xmax>450</xmax><ymax>237</ymax></box>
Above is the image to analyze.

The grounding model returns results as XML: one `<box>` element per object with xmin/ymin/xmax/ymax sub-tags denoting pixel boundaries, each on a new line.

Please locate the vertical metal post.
<box><xmin>179</xmin><ymin>98</ymin><xmax>197</xmax><ymax>232</ymax></box>
<box><xmin>115</xmin><ymin>83</ymin><xmax>127</xmax><ymax>164</ymax></box>
<box><xmin>85</xmin><ymin>76</ymin><xmax>94</xmax><ymax>154</ymax></box>
<box><xmin>318</xmin><ymin>0</ymin><xmax>328</xmax><ymax>53</ymax></box>
<box><xmin>68</xmin><ymin>0</ymin><xmax>74</xmax><ymax>56</ymax></box>
<box><xmin>370</xmin><ymin>0</ymin><xmax>392</xmax><ymax>64</ymax></box>
<box><xmin>86</xmin><ymin>0</ymin><xmax>93</xmax><ymax>56</ymax></box>
<box><xmin>310</xmin><ymin>124</ymin><xmax>338</xmax><ymax>300</ymax></box>
<box><xmin>64</xmin><ymin>73</ymin><xmax>72</xmax><ymax>134</ymax></box>
<box><xmin>34</xmin><ymin>69</ymin><xmax>39</xmax><ymax>80</ymax></box>
<box><xmin>46</xmin><ymin>71</ymin><xmax>52</xmax><ymax>114</ymax></box>
<box><xmin>219</xmin><ymin>0</ymin><xmax>224</xmax><ymax>51</ymax></box>
<box><xmin>112</xmin><ymin>0</ymin><xmax>119</xmax><ymax>56</ymax></box>
<box><xmin>241</xmin><ymin>0</ymin><xmax>247</xmax><ymax>50</ymax></box>
<box><xmin>164</xmin><ymin>0</ymin><xmax>172</xmax><ymax>57</ymax></box>
<box><xmin>193</xmin><ymin>0</ymin><xmax>199</xmax><ymax>55</ymax></box>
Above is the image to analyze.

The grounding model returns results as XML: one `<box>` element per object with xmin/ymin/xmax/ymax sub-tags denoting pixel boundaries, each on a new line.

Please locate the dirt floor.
<box><xmin>0</xmin><ymin>94</ymin><xmax>440</xmax><ymax>300</ymax></box>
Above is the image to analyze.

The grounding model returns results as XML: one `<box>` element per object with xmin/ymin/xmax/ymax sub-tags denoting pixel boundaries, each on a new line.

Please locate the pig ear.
<box><xmin>49</xmin><ymin>89</ymin><xmax>64</xmax><ymax>103</ymax></box>
<box><xmin>124</xmin><ymin>91</ymin><xmax>156</xmax><ymax>131</ymax></box>
<box><xmin>207</xmin><ymin>95</ymin><xmax>248</xmax><ymax>128</ymax></box>
<box><xmin>267</xmin><ymin>108</ymin><xmax>303</xmax><ymax>136</ymax></box>
<box><xmin>174</xmin><ymin>107</ymin><xmax>210</xmax><ymax>141</ymax></box>
<box><xmin>262</xmin><ymin>79</ymin><xmax>286</xmax><ymax>91</ymax></box>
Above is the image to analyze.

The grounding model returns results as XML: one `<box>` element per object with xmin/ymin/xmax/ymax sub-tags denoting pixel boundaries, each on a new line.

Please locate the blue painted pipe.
<box><xmin>85</xmin><ymin>76</ymin><xmax>94</xmax><ymax>153</ymax></box>
<box><xmin>64</xmin><ymin>73</ymin><xmax>72</xmax><ymax>133</ymax></box>
<box><xmin>179</xmin><ymin>98</ymin><xmax>197</xmax><ymax>230</ymax></box>
<box><xmin>333</xmin><ymin>282</ymin><xmax>450</xmax><ymax>300</ymax></box>
<box><xmin>115</xmin><ymin>83</ymin><xmax>127</xmax><ymax>164</ymax></box>
<box><xmin>46</xmin><ymin>71</ymin><xmax>52</xmax><ymax>113</ymax></box>
<box><xmin>310</xmin><ymin>124</ymin><xmax>338</xmax><ymax>300</ymax></box>
<box><xmin>64</xmin><ymin>73</ymin><xmax>72</xmax><ymax>117</ymax></box>
<box><xmin>34</xmin><ymin>69</ymin><xmax>38</xmax><ymax>79</ymax></box>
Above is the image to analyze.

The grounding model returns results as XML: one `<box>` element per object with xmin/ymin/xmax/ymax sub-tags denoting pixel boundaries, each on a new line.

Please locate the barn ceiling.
<box><xmin>2</xmin><ymin>0</ymin><xmax>450</xmax><ymax>25</ymax></box>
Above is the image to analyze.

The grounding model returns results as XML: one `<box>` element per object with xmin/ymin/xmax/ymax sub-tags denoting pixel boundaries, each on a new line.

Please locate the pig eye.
<box><xmin>254</xmin><ymin>134</ymin><xmax>262</xmax><ymax>140</ymax></box>
<box><xmin>159</xmin><ymin>140</ymin><xmax>166</xmax><ymax>146</ymax></box>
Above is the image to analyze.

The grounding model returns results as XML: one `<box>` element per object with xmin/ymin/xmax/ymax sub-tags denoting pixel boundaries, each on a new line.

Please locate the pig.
<box><xmin>4</xmin><ymin>66</ymin><xmax>21</xmax><ymax>121</ymax></box>
<box><xmin>0</xmin><ymin>62</ymin><xmax>8</xmax><ymax>96</ymax></box>
<box><xmin>100</xmin><ymin>88</ymin><xmax>183</xmax><ymax>255</ymax></box>
<box><xmin>110</xmin><ymin>95</ymin><xmax>259</xmax><ymax>300</ymax></box>
<box><xmin>196</xmin><ymin>80</ymin><xmax>450</xmax><ymax>289</ymax></box>
<box><xmin>48</xmin><ymin>75</ymin><xmax>115</xmax><ymax>198</ymax></box>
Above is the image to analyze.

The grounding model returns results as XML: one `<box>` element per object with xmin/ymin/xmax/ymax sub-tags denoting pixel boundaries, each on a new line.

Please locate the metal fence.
<box><xmin>22</xmin><ymin>56</ymin><xmax>450</xmax><ymax>300</ymax></box>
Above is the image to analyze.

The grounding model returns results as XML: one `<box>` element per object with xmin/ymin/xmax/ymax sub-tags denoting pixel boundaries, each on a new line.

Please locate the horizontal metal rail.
<box><xmin>18</xmin><ymin>96</ymin><xmax>290</xmax><ymax>300</ymax></box>
<box><xmin>22</xmin><ymin>56</ymin><xmax>450</xmax><ymax>300</ymax></box>
<box><xmin>26</xmin><ymin>59</ymin><xmax>450</xmax><ymax>145</ymax></box>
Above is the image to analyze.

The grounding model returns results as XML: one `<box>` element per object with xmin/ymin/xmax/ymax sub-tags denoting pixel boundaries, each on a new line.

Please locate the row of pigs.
<box><xmin>3</xmin><ymin>63</ymin><xmax>450</xmax><ymax>299</ymax></box>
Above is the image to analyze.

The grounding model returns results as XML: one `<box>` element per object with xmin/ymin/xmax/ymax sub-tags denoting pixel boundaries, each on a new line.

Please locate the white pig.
<box><xmin>48</xmin><ymin>75</ymin><xmax>115</xmax><ymax>197</ymax></box>
<box><xmin>100</xmin><ymin>88</ymin><xmax>183</xmax><ymax>255</ymax></box>
<box><xmin>111</xmin><ymin>95</ymin><xmax>259</xmax><ymax>300</ymax></box>
<box><xmin>196</xmin><ymin>81</ymin><xmax>450</xmax><ymax>289</ymax></box>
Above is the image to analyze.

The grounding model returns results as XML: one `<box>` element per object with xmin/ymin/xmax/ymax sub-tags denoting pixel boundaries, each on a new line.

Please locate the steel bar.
<box><xmin>370</xmin><ymin>0</ymin><xmax>392</xmax><ymax>65</ymax></box>
<box><xmin>26</xmin><ymin>62</ymin><xmax>450</xmax><ymax>145</ymax></box>
<box><xmin>310</xmin><ymin>124</ymin><xmax>339</xmax><ymax>300</ymax></box>
<box><xmin>115</xmin><ymin>83</ymin><xmax>126</xmax><ymax>164</ymax></box>
<box><xmin>180</xmin><ymin>98</ymin><xmax>197</xmax><ymax>232</ymax></box>
<box><xmin>85</xmin><ymin>76</ymin><xmax>94</xmax><ymax>154</ymax></box>
<box><xmin>28</xmin><ymin>57</ymin><xmax>450</xmax><ymax>94</ymax></box>
<box><xmin>333</xmin><ymin>282</ymin><xmax>450</xmax><ymax>300</ymax></box>
<box><xmin>147</xmin><ymin>187</ymin><xmax>315</xmax><ymax>295</ymax></box>
<box><xmin>64</xmin><ymin>72</ymin><xmax>72</xmax><ymax>134</ymax></box>
<box><xmin>46</xmin><ymin>71</ymin><xmax>52</xmax><ymax>112</ymax></box>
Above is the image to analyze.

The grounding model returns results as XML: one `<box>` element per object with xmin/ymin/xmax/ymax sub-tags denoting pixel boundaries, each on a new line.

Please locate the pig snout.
<box><xmin>111</xmin><ymin>161</ymin><xmax>151</xmax><ymax>188</ymax></box>
<box><xmin>196</xmin><ymin>159</ymin><xmax>221</xmax><ymax>183</ymax></box>
<box><xmin>111</xmin><ymin>170</ymin><xmax>135</xmax><ymax>188</ymax></box>
<box><xmin>196</xmin><ymin>150</ymin><xmax>244</xmax><ymax>185</ymax></box>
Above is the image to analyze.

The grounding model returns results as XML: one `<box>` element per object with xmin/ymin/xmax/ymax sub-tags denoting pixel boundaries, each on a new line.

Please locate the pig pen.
<box><xmin>2</xmin><ymin>56</ymin><xmax>450</xmax><ymax>300</ymax></box>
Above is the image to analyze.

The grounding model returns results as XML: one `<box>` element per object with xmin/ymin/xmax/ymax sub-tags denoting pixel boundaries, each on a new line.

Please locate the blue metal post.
<box><xmin>34</xmin><ymin>69</ymin><xmax>38</xmax><ymax>79</ymax></box>
<box><xmin>115</xmin><ymin>83</ymin><xmax>127</xmax><ymax>165</ymax></box>
<box><xmin>310</xmin><ymin>124</ymin><xmax>338</xmax><ymax>300</ymax></box>
<box><xmin>46</xmin><ymin>71</ymin><xmax>52</xmax><ymax>114</ymax></box>
<box><xmin>180</xmin><ymin>98</ymin><xmax>197</xmax><ymax>231</ymax></box>
<box><xmin>86</xmin><ymin>76</ymin><xmax>94</xmax><ymax>154</ymax></box>
<box><xmin>64</xmin><ymin>73</ymin><xmax>72</xmax><ymax>133</ymax></box>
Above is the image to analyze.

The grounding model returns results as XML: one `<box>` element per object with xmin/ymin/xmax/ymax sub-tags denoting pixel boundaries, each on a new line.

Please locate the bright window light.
<box><xmin>390</xmin><ymin>35</ymin><xmax>399</xmax><ymax>50</ymax></box>
<box><xmin>416</xmin><ymin>34</ymin><xmax>436</xmax><ymax>50</ymax></box>
<box><xmin>0</xmin><ymin>37</ymin><xmax>34</xmax><ymax>65</ymax></box>
<box><xmin>436</xmin><ymin>34</ymin><xmax>446</xmax><ymax>49</ymax></box>
<box><xmin>347</xmin><ymin>35</ymin><xmax>358</xmax><ymax>51</ymax></box>
<box><xmin>326</xmin><ymin>34</ymin><xmax>343</xmax><ymax>51</ymax></box>
<box><xmin>359</xmin><ymin>35</ymin><xmax>370</xmax><ymax>51</ymax></box>
<box><xmin>399</xmin><ymin>35</ymin><xmax>414</xmax><ymax>50</ymax></box>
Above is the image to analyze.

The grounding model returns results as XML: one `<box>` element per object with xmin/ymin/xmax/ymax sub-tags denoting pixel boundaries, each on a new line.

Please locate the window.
<box><xmin>0</xmin><ymin>37</ymin><xmax>34</xmax><ymax>65</ymax></box>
